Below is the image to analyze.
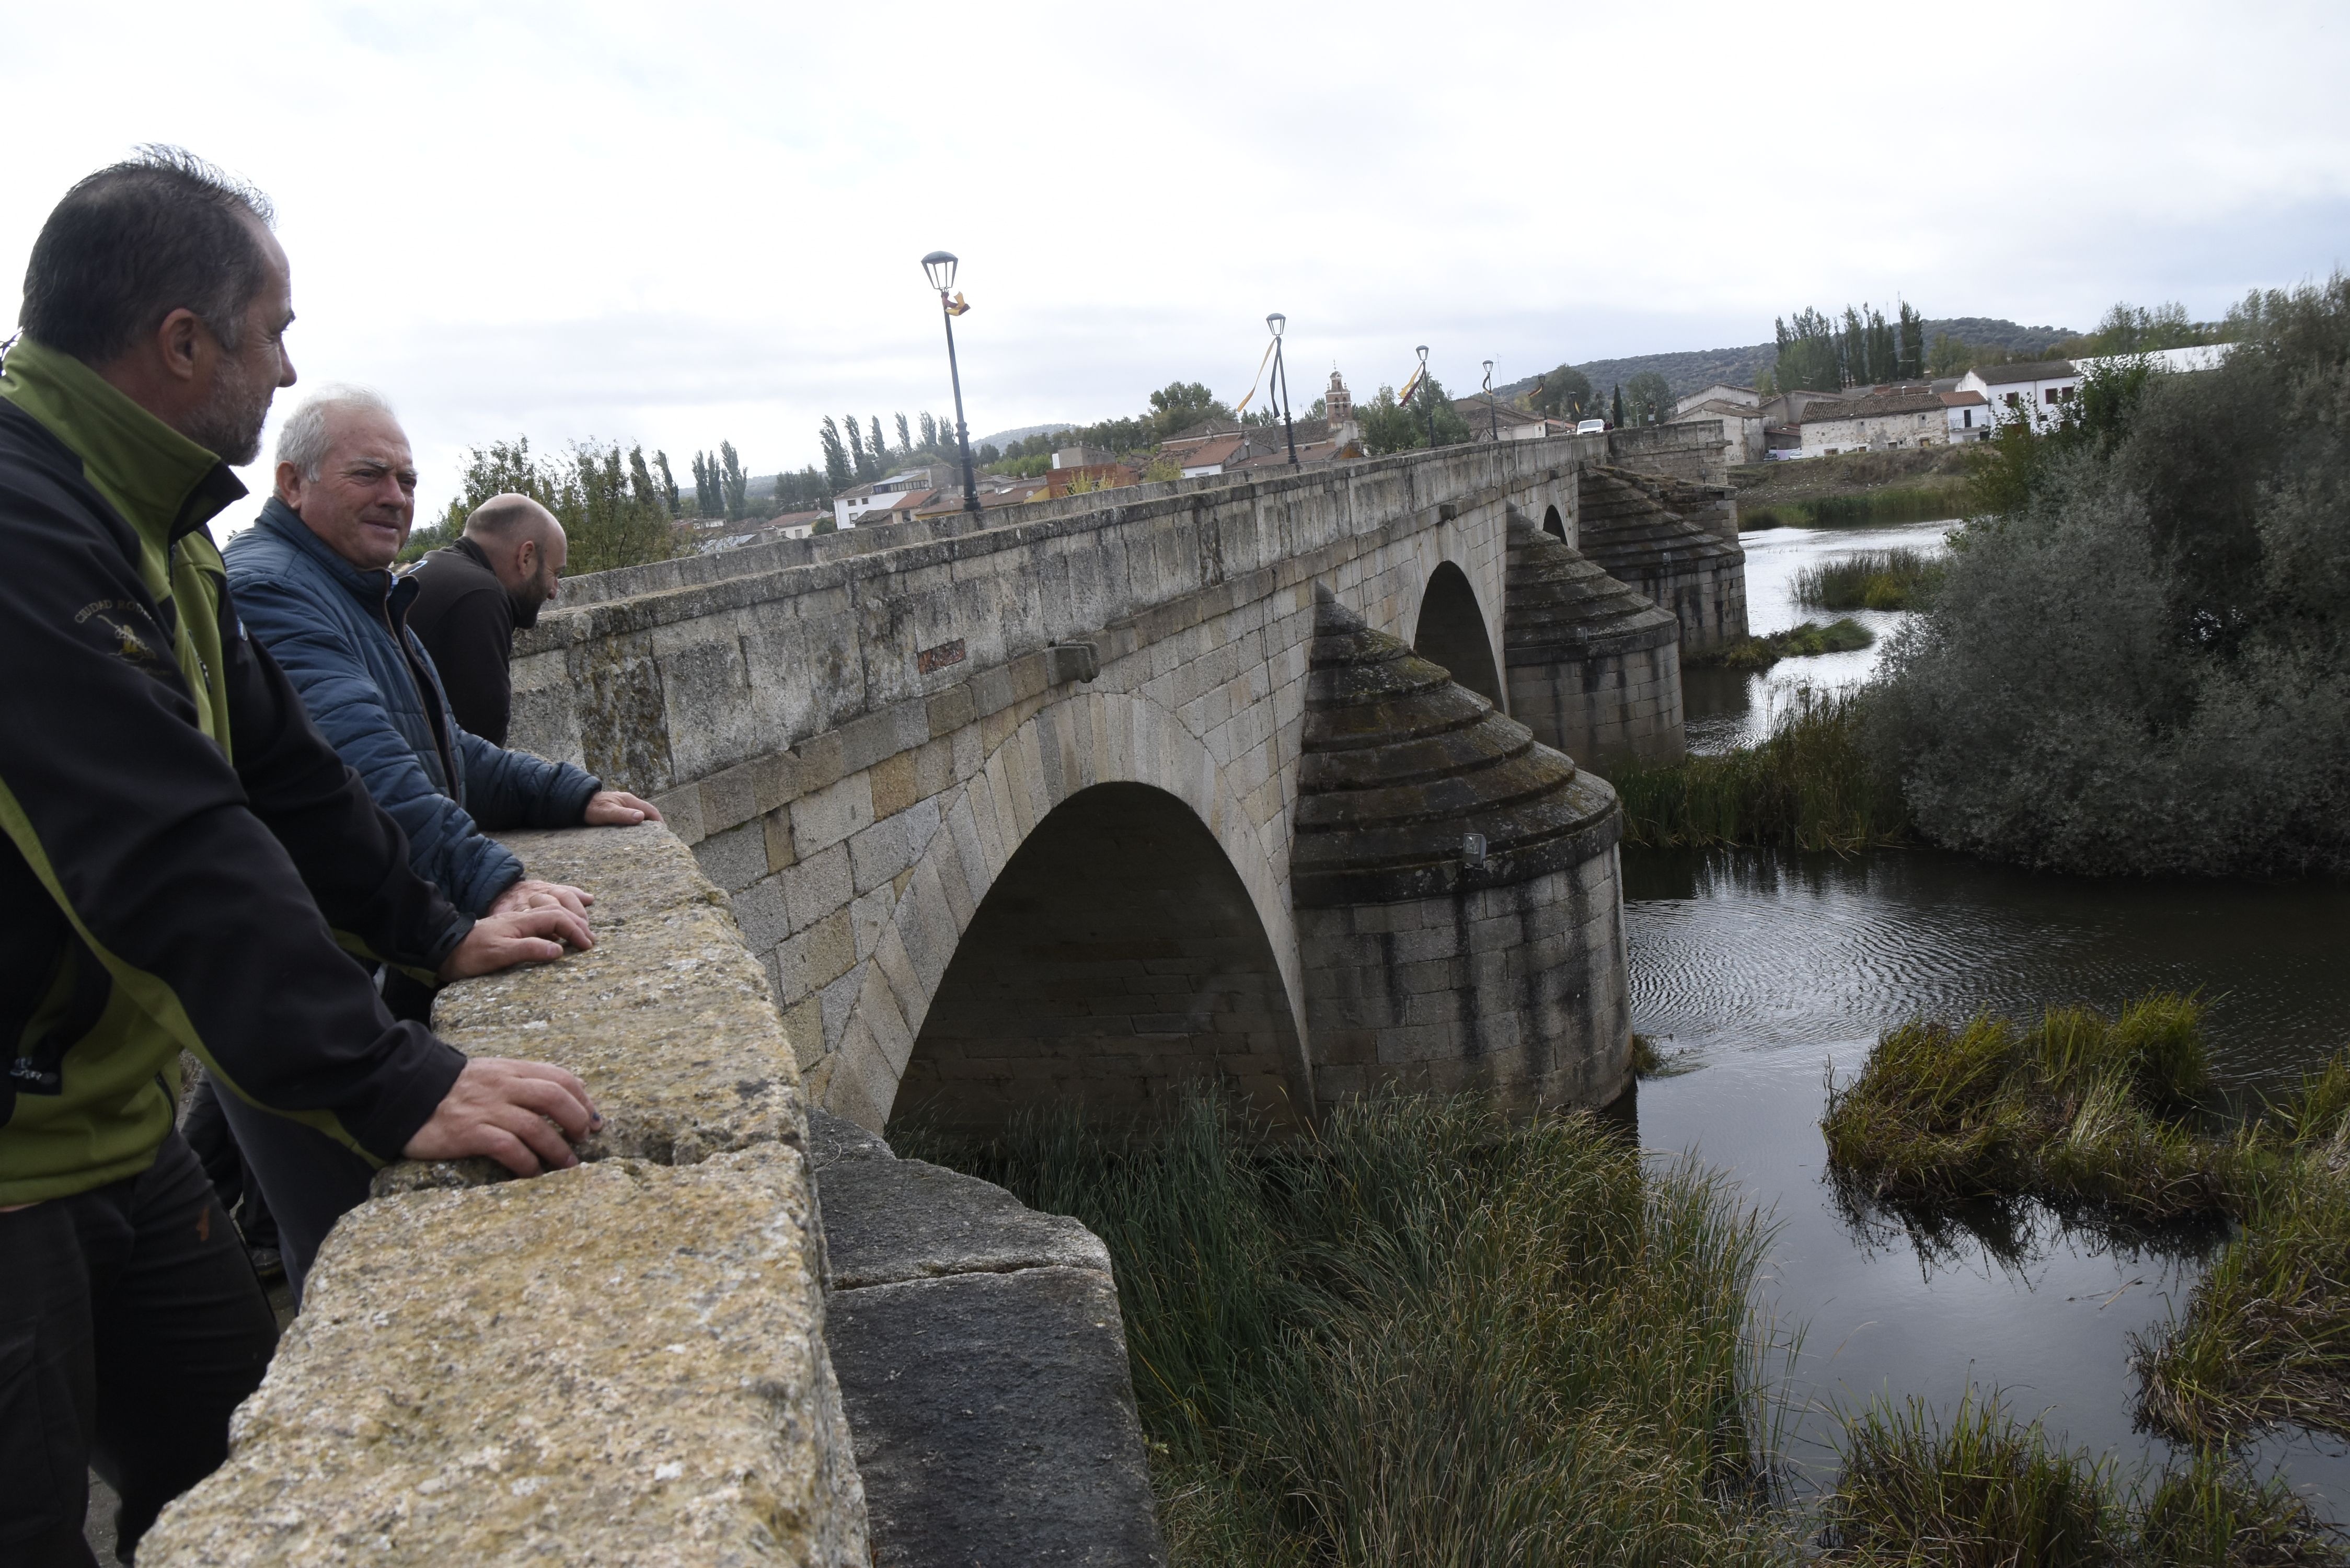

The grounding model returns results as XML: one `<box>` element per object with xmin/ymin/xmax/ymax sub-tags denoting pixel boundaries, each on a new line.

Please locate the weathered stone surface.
<box><xmin>806</xmin><ymin>1105</ymin><xmax>892</xmax><ymax>1170</ymax></box>
<box><xmin>376</xmin><ymin>826</ymin><xmax>807</xmax><ymax>1192</ymax></box>
<box><xmin>827</xmin><ymin>1268</ymin><xmax>1164</xmax><ymax>1568</ymax></box>
<box><xmin>819</xmin><ymin>1152</ymin><xmax>1109</xmax><ymax>1290</ymax></box>
<box><xmin>1294</xmin><ymin>586</ymin><xmax>1621</xmax><ymax>906</ymax></box>
<box><xmin>143</xmin><ymin>1148</ymin><xmax>868</xmax><ymax>1567</ymax></box>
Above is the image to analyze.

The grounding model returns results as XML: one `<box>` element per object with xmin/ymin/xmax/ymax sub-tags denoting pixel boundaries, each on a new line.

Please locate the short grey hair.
<box><xmin>275</xmin><ymin>385</ymin><xmax>397</xmax><ymax>479</ymax></box>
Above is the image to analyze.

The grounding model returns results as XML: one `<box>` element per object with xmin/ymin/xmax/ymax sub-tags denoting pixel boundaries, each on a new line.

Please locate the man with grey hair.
<box><xmin>406</xmin><ymin>491</ymin><xmax>567</xmax><ymax>745</ymax></box>
<box><xmin>1</xmin><ymin>149</ymin><xmax>603</xmax><ymax>1562</ymax></box>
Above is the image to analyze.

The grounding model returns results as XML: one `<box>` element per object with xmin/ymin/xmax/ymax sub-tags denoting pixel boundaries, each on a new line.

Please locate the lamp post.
<box><xmin>1483</xmin><ymin>358</ymin><xmax>1500</xmax><ymax>444</ymax></box>
<box><xmin>1267</xmin><ymin>313</ymin><xmax>1299</xmax><ymax>467</ymax></box>
<box><xmin>921</xmin><ymin>250</ymin><xmax>983</xmax><ymax>515</ymax></box>
<box><xmin>1415</xmin><ymin>344</ymin><xmax>1436</xmax><ymax>450</ymax></box>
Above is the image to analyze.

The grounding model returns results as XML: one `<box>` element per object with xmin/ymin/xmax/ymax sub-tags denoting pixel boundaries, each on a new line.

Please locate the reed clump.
<box><xmin>1821</xmin><ymin>993</ymin><xmax>2225</xmax><ymax>1221</ymax></box>
<box><xmin>1612</xmin><ymin>689</ymin><xmax>1910</xmax><ymax>853</ymax></box>
<box><xmin>900</xmin><ymin>1090</ymin><xmax>1795</xmax><ymax>1566</ymax></box>
<box><xmin>1795</xmin><ymin>547</ymin><xmax>1949</xmax><ymax>610</ymax></box>
<box><xmin>1820</xmin><ymin>1389</ymin><xmax>2343</xmax><ymax>1566</ymax></box>
<box><xmin>1823</xmin><ymin>994</ymin><xmax>2350</xmax><ymax>1455</ymax></box>
<box><xmin>1691</xmin><ymin>618</ymin><xmax>1877</xmax><ymax>674</ymax></box>
<box><xmin>2133</xmin><ymin>1059</ymin><xmax>2350</xmax><ymax>1447</ymax></box>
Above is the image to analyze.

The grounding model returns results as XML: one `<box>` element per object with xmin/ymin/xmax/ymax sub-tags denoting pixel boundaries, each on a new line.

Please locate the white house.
<box><xmin>1957</xmin><ymin>361</ymin><xmax>2081</xmax><ymax>421</ymax></box>
<box><xmin>1941</xmin><ymin>389</ymin><xmax>1992</xmax><ymax>442</ymax></box>
<box><xmin>2070</xmin><ymin>343</ymin><xmax>2235</xmax><ymax>377</ymax></box>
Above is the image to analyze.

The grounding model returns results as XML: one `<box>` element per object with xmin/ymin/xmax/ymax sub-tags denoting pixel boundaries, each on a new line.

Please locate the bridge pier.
<box><xmin>1576</xmin><ymin>464</ymin><xmax>1748</xmax><ymax>653</ymax></box>
<box><xmin>1292</xmin><ymin>590</ymin><xmax>1631</xmax><ymax>1114</ymax></box>
<box><xmin>1502</xmin><ymin>505</ymin><xmax>1687</xmax><ymax>771</ymax></box>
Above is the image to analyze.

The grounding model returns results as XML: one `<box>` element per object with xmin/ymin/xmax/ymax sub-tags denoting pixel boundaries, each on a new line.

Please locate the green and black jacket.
<box><xmin>0</xmin><ymin>338</ymin><xmax>469</xmax><ymax>1205</ymax></box>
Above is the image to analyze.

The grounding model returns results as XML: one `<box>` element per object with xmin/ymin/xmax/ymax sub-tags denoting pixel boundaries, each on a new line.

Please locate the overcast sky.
<box><xmin>6</xmin><ymin>1</ymin><xmax>2345</xmax><ymax>522</ymax></box>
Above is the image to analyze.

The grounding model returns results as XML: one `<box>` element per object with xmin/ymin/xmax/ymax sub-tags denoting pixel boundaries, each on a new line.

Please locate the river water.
<box><xmin>1625</xmin><ymin>517</ymin><xmax>2350</xmax><ymax>1507</ymax></box>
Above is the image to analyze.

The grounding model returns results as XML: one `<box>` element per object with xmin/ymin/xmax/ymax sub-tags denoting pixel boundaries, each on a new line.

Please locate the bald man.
<box><xmin>405</xmin><ymin>492</ymin><xmax>565</xmax><ymax>746</ymax></box>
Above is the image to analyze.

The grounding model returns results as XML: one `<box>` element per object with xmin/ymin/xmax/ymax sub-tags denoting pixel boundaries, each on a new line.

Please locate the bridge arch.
<box><xmin>818</xmin><ymin>689</ymin><xmax>1310</xmax><ymax>1132</ymax></box>
<box><xmin>1543</xmin><ymin>503</ymin><xmax>1566</xmax><ymax>540</ymax></box>
<box><xmin>892</xmin><ymin>781</ymin><xmax>1305</xmax><ymax>1133</ymax></box>
<box><xmin>1410</xmin><ymin>560</ymin><xmax>1504</xmax><ymax>707</ymax></box>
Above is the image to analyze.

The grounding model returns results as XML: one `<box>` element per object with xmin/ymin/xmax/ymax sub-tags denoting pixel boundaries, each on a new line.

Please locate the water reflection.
<box><xmin>1623</xmin><ymin>845</ymin><xmax>2350</xmax><ymax>1502</ymax></box>
<box><xmin>1687</xmin><ymin>517</ymin><xmax>1953</xmax><ymax>753</ymax></box>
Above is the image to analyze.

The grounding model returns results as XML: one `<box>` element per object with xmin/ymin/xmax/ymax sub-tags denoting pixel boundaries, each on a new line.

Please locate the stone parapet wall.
<box><xmin>144</xmin><ymin>824</ymin><xmax>870</xmax><ymax>1567</ymax></box>
<box><xmin>1607</xmin><ymin>419</ymin><xmax>1731</xmax><ymax>486</ymax></box>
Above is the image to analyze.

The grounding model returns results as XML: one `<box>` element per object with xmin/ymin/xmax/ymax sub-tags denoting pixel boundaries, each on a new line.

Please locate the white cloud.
<box><xmin>5</xmin><ymin>0</ymin><xmax>2345</xmax><ymax>521</ymax></box>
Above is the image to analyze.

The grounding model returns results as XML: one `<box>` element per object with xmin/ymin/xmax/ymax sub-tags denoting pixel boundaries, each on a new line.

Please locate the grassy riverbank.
<box><xmin>1732</xmin><ymin>448</ymin><xmax>1973</xmax><ymax>533</ymax></box>
<box><xmin>1794</xmin><ymin>547</ymin><xmax>1947</xmax><ymax>612</ymax></box>
<box><xmin>1822</xmin><ymin>991</ymin><xmax>2350</xmax><ymax>1456</ymax></box>
<box><xmin>1612</xmin><ymin>690</ymin><xmax>1910</xmax><ymax>853</ymax></box>
<box><xmin>1741</xmin><ymin>483</ymin><xmax>1969</xmax><ymax>532</ymax></box>
<box><xmin>1688</xmin><ymin>617</ymin><xmax>1875</xmax><ymax>674</ymax></box>
<box><xmin>902</xmin><ymin>1092</ymin><xmax>1793</xmax><ymax>1565</ymax></box>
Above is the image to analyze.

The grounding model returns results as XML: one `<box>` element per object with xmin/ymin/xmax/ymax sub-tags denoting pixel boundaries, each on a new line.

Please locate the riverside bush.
<box><xmin>1691</xmin><ymin>618</ymin><xmax>1875</xmax><ymax>674</ymax></box>
<box><xmin>1870</xmin><ymin>275</ymin><xmax>2350</xmax><ymax>877</ymax></box>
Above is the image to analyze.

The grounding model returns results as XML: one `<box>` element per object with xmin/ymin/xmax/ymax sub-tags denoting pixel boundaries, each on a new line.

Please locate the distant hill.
<box><xmin>1500</xmin><ymin>318</ymin><xmax>2081</xmax><ymax>401</ymax></box>
<box><xmin>972</xmin><ymin>421</ymin><xmax>1080</xmax><ymax>450</ymax></box>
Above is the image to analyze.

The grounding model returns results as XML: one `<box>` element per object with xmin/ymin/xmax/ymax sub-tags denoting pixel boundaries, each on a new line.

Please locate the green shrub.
<box><xmin>1871</xmin><ymin>275</ymin><xmax>2350</xmax><ymax>877</ymax></box>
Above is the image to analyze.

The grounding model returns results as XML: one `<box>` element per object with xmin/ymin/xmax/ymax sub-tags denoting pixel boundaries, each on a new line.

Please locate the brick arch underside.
<box><xmin>818</xmin><ymin>690</ymin><xmax>1309</xmax><ymax>1132</ymax></box>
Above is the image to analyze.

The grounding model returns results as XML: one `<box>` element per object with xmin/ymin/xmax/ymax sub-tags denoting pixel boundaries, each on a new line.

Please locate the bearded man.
<box><xmin>0</xmin><ymin>147</ymin><xmax>602</xmax><ymax>1565</ymax></box>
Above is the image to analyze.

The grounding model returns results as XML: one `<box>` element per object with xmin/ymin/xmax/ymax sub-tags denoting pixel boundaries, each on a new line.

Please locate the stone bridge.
<box><xmin>509</xmin><ymin>429</ymin><xmax>1746</xmax><ymax>1136</ymax></box>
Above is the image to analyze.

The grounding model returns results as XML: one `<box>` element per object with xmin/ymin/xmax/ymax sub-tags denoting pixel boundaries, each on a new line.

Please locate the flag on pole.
<box><xmin>944</xmin><ymin>292</ymin><xmax>972</xmax><ymax>317</ymax></box>
<box><xmin>1234</xmin><ymin>337</ymin><xmax>1277</xmax><ymax>413</ymax></box>
<box><xmin>1398</xmin><ymin>362</ymin><xmax>1425</xmax><ymax>405</ymax></box>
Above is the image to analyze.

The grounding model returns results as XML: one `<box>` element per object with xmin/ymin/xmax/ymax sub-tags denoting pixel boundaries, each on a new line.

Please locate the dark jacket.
<box><xmin>223</xmin><ymin>500</ymin><xmax>600</xmax><ymax>918</ymax></box>
<box><xmin>407</xmin><ymin>537</ymin><xmax>517</xmax><ymax>746</ymax></box>
<box><xmin>0</xmin><ymin>338</ymin><xmax>467</xmax><ymax>1204</ymax></box>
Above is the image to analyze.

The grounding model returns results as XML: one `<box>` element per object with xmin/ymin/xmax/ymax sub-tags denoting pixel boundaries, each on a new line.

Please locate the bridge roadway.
<box><xmin>508</xmin><ymin>427</ymin><xmax>1743</xmax><ymax>1134</ymax></box>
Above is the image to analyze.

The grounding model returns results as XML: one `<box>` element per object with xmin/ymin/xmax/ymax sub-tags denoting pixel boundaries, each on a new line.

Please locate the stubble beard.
<box><xmin>184</xmin><ymin>349</ymin><xmax>275</xmax><ymax>467</ymax></box>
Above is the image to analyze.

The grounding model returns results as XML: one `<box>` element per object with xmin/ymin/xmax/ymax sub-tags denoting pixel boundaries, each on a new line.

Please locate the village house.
<box><xmin>1941</xmin><ymin>388</ymin><xmax>1993</xmax><ymax>442</ymax></box>
<box><xmin>1669</xmin><ymin>386</ymin><xmax>1768</xmax><ymax>467</ymax></box>
<box><xmin>1452</xmin><ymin>395</ymin><xmax>1577</xmax><ymax>442</ymax></box>
<box><xmin>1957</xmin><ymin>360</ymin><xmax>2082</xmax><ymax>420</ymax></box>
<box><xmin>1798</xmin><ymin>386</ymin><xmax>1957</xmax><ymax>457</ymax></box>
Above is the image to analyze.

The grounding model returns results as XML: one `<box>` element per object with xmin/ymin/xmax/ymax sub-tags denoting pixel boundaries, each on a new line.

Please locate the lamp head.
<box><xmin>1266</xmin><ymin>312</ymin><xmax>1286</xmax><ymax>340</ymax></box>
<box><xmin>1482</xmin><ymin>358</ymin><xmax>1494</xmax><ymax>378</ymax></box>
<box><xmin>921</xmin><ymin>250</ymin><xmax>959</xmax><ymax>292</ymax></box>
<box><xmin>1416</xmin><ymin>344</ymin><xmax>1429</xmax><ymax>366</ymax></box>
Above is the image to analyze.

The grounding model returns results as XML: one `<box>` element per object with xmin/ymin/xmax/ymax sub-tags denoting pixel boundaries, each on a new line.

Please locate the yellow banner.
<box><xmin>1234</xmin><ymin>337</ymin><xmax>1277</xmax><ymax>413</ymax></box>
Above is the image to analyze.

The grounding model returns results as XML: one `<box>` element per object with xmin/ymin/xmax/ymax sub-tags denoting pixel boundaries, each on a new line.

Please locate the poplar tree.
<box><xmin>719</xmin><ymin>440</ymin><xmax>748</xmax><ymax>520</ymax></box>
<box><xmin>819</xmin><ymin>418</ymin><xmax>852</xmax><ymax>490</ymax></box>
<box><xmin>654</xmin><ymin>450</ymin><xmax>681</xmax><ymax>513</ymax></box>
<box><xmin>895</xmin><ymin>413</ymin><xmax>913</xmax><ymax>458</ymax></box>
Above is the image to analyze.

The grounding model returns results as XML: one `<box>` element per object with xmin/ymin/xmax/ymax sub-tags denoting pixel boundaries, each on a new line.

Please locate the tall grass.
<box><xmin>1741</xmin><ymin>482</ymin><xmax>1969</xmax><ymax>532</ymax></box>
<box><xmin>2134</xmin><ymin>1058</ymin><xmax>2350</xmax><ymax>1446</ymax></box>
<box><xmin>900</xmin><ymin>1090</ymin><xmax>1798</xmax><ymax>1566</ymax></box>
<box><xmin>1822</xmin><ymin>994</ymin><xmax>2350</xmax><ymax>1456</ymax></box>
<box><xmin>1821</xmin><ymin>994</ymin><xmax>2224</xmax><ymax>1223</ymax></box>
<box><xmin>1612</xmin><ymin>690</ymin><xmax>1910</xmax><ymax>853</ymax></box>
<box><xmin>1794</xmin><ymin>547</ymin><xmax>1949</xmax><ymax>611</ymax></box>
<box><xmin>1821</xmin><ymin>1390</ymin><xmax>2343</xmax><ymax>1566</ymax></box>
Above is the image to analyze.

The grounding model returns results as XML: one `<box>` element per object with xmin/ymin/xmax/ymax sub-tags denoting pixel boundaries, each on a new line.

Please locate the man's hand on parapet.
<box><xmin>437</xmin><ymin>905</ymin><xmax>595</xmax><ymax>982</ymax></box>
<box><xmin>404</xmin><ymin>1057</ymin><xmax>602</xmax><ymax>1175</ymax></box>
<box><xmin>582</xmin><ymin>789</ymin><xmax>663</xmax><ymax>826</ymax></box>
<box><xmin>489</xmin><ymin>878</ymin><xmax>594</xmax><ymax>919</ymax></box>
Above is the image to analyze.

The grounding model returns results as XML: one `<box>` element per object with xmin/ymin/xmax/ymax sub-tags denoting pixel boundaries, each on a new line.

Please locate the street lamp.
<box><xmin>1415</xmin><ymin>344</ymin><xmax>1436</xmax><ymax>450</ymax></box>
<box><xmin>1483</xmin><ymin>358</ymin><xmax>1500</xmax><ymax>444</ymax></box>
<box><xmin>921</xmin><ymin>249</ymin><xmax>983</xmax><ymax>515</ymax></box>
<box><xmin>1266</xmin><ymin>312</ymin><xmax>1298</xmax><ymax>467</ymax></box>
